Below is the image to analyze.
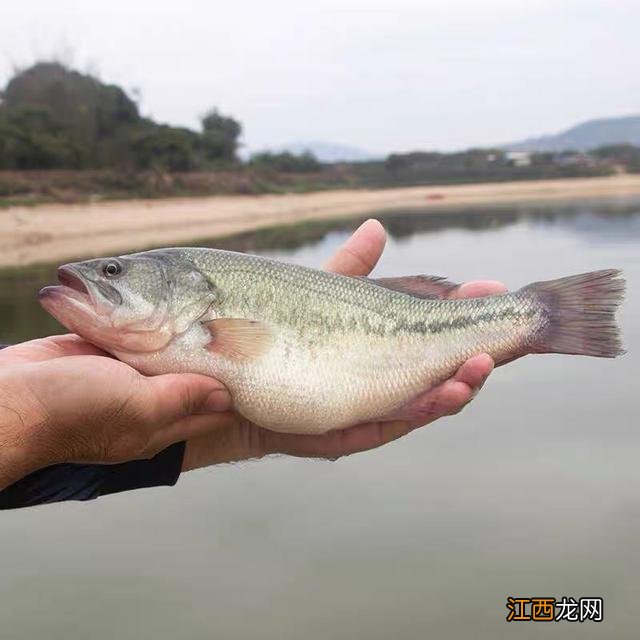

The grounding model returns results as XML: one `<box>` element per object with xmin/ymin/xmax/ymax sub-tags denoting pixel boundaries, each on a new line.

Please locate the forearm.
<box><xmin>0</xmin><ymin>345</ymin><xmax>25</xmax><ymax>488</ymax></box>
<box><xmin>0</xmin><ymin>390</ymin><xmax>46</xmax><ymax>491</ymax></box>
<box><xmin>0</xmin><ymin>364</ymin><xmax>67</xmax><ymax>491</ymax></box>
<box><xmin>0</xmin><ymin>382</ymin><xmax>186</xmax><ymax>506</ymax></box>
<box><xmin>0</xmin><ymin>360</ymin><xmax>187</xmax><ymax>506</ymax></box>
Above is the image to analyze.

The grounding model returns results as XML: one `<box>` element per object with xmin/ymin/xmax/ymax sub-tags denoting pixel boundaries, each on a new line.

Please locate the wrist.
<box><xmin>0</xmin><ymin>369</ymin><xmax>52</xmax><ymax>490</ymax></box>
<box><xmin>0</xmin><ymin>412</ymin><xmax>35</xmax><ymax>491</ymax></box>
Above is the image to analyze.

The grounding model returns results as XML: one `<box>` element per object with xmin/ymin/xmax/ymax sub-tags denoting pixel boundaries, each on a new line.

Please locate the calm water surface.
<box><xmin>1</xmin><ymin>199</ymin><xmax>639</xmax><ymax>639</ymax></box>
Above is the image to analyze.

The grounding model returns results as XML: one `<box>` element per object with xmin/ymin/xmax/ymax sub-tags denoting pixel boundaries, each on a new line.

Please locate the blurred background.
<box><xmin>0</xmin><ymin>1</ymin><xmax>638</xmax><ymax>638</ymax></box>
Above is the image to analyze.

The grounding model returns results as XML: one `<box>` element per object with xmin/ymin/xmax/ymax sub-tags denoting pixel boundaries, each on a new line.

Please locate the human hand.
<box><xmin>182</xmin><ymin>219</ymin><xmax>507</xmax><ymax>469</ymax></box>
<box><xmin>0</xmin><ymin>334</ymin><xmax>232</xmax><ymax>489</ymax></box>
<box><xmin>0</xmin><ymin>219</ymin><xmax>507</xmax><ymax>489</ymax></box>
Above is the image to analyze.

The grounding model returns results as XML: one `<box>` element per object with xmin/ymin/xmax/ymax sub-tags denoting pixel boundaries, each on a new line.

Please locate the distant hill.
<box><xmin>504</xmin><ymin>115</ymin><xmax>640</xmax><ymax>152</ymax></box>
<box><xmin>273</xmin><ymin>141</ymin><xmax>377</xmax><ymax>163</ymax></box>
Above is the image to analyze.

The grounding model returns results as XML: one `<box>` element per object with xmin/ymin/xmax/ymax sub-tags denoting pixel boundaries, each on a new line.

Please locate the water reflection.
<box><xmin>1</xmin><ymin>198</ymin><xmax>639</xmax><ymax>344</ymax></box>
<box><xmin>201</xmin><ymin>198</ymin><xmax>640</xmax><ymax>252</ymax></box>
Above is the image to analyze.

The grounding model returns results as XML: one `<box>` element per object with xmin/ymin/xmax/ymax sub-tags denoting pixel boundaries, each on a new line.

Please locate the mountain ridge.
<box><xmin>267</xmin><ymin>141</ymin><xmax>378</xmax><ymax>163</ymax></box>
<box><xmin>503</xmin><ymin>114</ymin><xmax>640</xmax><ymax>152</ymax></box>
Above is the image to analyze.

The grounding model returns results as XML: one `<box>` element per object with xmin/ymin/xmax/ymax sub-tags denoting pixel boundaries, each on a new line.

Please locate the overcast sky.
<box><xmin>1</xmin><ymin>0</ymin><xmax>638</xmax><ymax>154</ymax></box>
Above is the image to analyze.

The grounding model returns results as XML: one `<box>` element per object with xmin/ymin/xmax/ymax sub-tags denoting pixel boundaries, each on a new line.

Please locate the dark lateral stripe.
<box><xmin>396</xmin><ymin>305</ymin><xmax>538</xmax><ymax>335</ymax></box>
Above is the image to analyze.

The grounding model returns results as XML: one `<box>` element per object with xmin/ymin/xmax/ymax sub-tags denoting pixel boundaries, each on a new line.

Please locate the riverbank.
<box><xmin>2</xmin><ymin>174</ymin><xmax>640</xmax><ymax>268</ymax></box>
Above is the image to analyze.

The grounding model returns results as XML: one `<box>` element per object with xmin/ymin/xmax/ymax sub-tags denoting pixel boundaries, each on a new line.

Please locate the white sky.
<box><xmin>1</xmin><ymin>0</ymin><xmax>638</xmax><ymax>154</ymax></box>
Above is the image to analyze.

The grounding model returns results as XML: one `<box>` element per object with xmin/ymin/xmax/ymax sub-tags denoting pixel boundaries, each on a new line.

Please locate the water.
<box><xmin>1</xmin><ymin>198</ymin><xmax>638</xmax><ymax>639</ymax></box>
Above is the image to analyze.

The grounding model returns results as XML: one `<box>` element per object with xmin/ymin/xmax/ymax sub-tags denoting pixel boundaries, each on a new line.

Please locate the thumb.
<box><xmin>144</xmin><ymin>373</ymin><xmax>232</xmax><ymax>423</ymax></box>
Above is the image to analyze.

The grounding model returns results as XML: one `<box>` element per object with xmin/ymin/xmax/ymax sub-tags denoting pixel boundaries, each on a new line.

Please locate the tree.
<box><xmin>0</xmin><ymin>63</ymin><xmax>247</xmax><ymax>171</ymax></box>
<box><xmin>0</xmin><ymin>105</ymin><xmax>88</xmax><ymax>169</ymax></box>
<box><xmin>2</xmin><ymin>62</ymin><xmax>140</xmax><ymax>163</ymax></box>
<box><xmin>131</xmin><ymin>125</ymin><xmax>199</xmax><ymax>172</ymax></box>
<box><xmin>200</xmin><ymin>109</ymin><xmax>242</xmax><ymax>163</ymax></box>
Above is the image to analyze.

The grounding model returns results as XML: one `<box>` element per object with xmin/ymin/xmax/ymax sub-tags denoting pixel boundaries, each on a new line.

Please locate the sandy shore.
<box><xmin>2</xmin><ymin>174</ymin><xmax>640</xmax><ymax>268</ymax></box>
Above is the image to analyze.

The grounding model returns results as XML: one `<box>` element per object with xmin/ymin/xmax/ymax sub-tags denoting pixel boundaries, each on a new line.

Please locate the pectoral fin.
<box><xmin>365</xmin><ymin>275</ymin><xmax>459</xmax><ymax>299</ymax></box>
<box><xmin>203</xmin><ymin>318</ymin><xmax>273</xmax><ymax>361</ymax></box>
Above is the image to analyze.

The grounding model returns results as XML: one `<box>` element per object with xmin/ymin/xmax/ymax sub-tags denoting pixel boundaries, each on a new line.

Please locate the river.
<box><xmin>0</xmin><ymin>198</ymin><xmax>638</xmax><ymax>639</ymax></box>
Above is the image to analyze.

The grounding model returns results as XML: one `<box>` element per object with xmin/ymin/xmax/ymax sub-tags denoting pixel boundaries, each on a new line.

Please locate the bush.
<box><xmin>200</xmin><ymin>109</ymin><xmax>242</xmax><ymax>164</ymax></box>
<box><xmin>0</xmin><ymin>105</ymin><xmax>89</xmax><ymax>169</ymax></box>
<box><xmin>130</xmin><ymin>126</ymin><xmax>200</xmax><ymax>172</ymax></box>
<box><xmin>250</xmin><ymin>151</ymin><xmax>322</xmax><ymax>173</ymax></box>
<box><xmin>592</xmin><ymin>144</ymin><xmax>640</xmax><ymax>173</ymax></box>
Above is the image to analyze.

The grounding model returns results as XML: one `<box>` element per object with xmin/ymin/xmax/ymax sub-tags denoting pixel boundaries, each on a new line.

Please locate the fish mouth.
<box><xmin>57</xmin><ymin>265</ymin><xmax>90</xmax><ymax>296</ymax></box>
<box><xmin>38</xmin><ymin>265</ymin><xmax>95</xmax><ymax>308</ymax></box>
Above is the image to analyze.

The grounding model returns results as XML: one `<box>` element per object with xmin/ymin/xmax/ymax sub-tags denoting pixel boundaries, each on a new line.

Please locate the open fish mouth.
<box><xmin>38</xmin><ymin>265</ymin><xmax>95</xmax><ymax>308</ymax></box>
<box><xmin>57</xmin><ymin>265</ymin><xmax>90</xmax><ymax>297</ymax></box>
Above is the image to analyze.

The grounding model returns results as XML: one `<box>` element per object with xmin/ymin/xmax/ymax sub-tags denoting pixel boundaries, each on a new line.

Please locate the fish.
<box><xmin>38</xmin><ymin>247</ymin><xmax>625</xmax><ymax>434</ymax></box>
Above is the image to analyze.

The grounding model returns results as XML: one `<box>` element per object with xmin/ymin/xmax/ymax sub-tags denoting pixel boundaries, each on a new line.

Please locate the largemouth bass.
<box><xmin>39</xmin><ymin>248</ymin><xmax>625</xmax><ymax>434</ymax></box>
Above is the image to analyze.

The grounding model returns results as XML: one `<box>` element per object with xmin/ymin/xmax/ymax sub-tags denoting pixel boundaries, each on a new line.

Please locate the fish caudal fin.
<box><xmin>524</xmin><ymin>269</ymin><xmax>625</xmax><ymax>358</ymax></box>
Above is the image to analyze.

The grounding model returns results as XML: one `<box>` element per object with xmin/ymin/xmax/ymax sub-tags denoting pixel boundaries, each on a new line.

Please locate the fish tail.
<box><xmin>523</xmin><ymin>269</ymin><xmax>625</xmax><ymax>358</ymax></box>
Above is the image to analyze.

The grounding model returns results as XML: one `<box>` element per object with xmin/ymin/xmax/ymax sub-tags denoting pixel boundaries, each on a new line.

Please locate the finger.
<box><xmin>382</xmin><ymin>353</ymin><xmax>494</xmax><ymax>424</ymax></box>
<box><xmin>327</xmin><ymin>420</ymin><xmax>412</xmax><ymax>456</ymax></box>
<box><xmin>448</xmin><ymin>280</ymin><xmax>507</xmax><ymax>299</ymax></box>
<box><xmin>146</xmin><ymin>373</ymin><xmax>232</xmax><ymax>422</ymax></box>
<box><xmin>388</xmin><ymin>379</ymin><xmax>474</xmax><ymax>425</ymax></box>
<box><xmin>182</xmin><ymin>415</ymin><xmax>274</xmax><ymax>470</ymax></box>
<box><xmin>426</xmin><ymin>354</ymin><xmax>494</xmax><ymax>418</ymax></box>
<box><xmin>261</xmin><ymin>421</ymin><xmax>396</xmax><ymax>459</ymax></box>
<box><xmin>154</xmin><ymin>411</ymin><xmax>240</xmax><ymax>453</ymax></box>
<box><xmin>420</xmin><ymin>354</ymin><xmax>494</xmax><ymax>418</ymax></box>
<box><xmin>453</xmin><ymin>353</ymin><xmax>494</xmax><ymax>387</ymax></box>
<box><xmin>46</xmin><ymin>334</ymin><xmax>110</xmax><ymax>356</ymax></box>
<box><xmin>266</xmin><ymin>354</ymin><xmax>496</xmax><ymax>459</ymax></box>
<box><xmin>264</xmin><ymin>384</ymin><xmax>467</xmax><ymax>459</ymax></box>
<box><xmin>323</xmin><ymin>218</ymin><xmax>386</xmax><ymax>276</ymax></box>
<box><xmin>0</xmin><ymin>334</ymin><xmax>109</xmax><ymax>364</ymax></box>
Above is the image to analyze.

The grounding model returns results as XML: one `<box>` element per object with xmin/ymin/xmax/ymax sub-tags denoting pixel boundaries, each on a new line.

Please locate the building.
<box><xmin>505</xmin><ymin>151</ymin><xmax>532</xmax><ymax>167</ymax></box>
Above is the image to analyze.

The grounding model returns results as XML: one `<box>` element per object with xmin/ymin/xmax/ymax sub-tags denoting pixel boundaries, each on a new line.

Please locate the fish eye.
<box><xmin>102</xmin><ymin>261</ymin><xmax>123</xmax><ymax>278</ymax></box>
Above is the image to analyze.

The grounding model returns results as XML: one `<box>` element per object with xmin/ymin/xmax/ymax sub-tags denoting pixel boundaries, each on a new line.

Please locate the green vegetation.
<box><xmin>0</xmin><ymin>62</ymin><xmax>241</xmax><ymax>171</ymax></box>
<box><xmin>0</xmin><ymin>61</ymin><xmax>638</xmax><ymax>206</ymax></box>
<box><xmin>375</xmin><ymin>148</ymin><xmax>613</xmax><ymax>186</ymax></box>
<box><xmin>592</xmin><ymin>144</ymin><xmax>640</xmax><ymax>173</ymax></box>
<box><xmin>249</xmin><ymin>151</ymin><xmax>322</xmax><ymax>172</ymax></box>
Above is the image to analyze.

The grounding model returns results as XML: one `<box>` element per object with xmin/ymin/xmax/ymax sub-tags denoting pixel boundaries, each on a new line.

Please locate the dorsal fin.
<box><xmin>364</xmin><ymin>275</ymin><xmax>459</xmax><ymax>299</ymax></box>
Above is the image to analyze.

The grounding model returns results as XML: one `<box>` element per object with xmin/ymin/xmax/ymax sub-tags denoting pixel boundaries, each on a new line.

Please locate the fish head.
<box><xmin>39</xmin><ymin>252</ymin><xmax>216</xmax><ymax>354</ymax></box>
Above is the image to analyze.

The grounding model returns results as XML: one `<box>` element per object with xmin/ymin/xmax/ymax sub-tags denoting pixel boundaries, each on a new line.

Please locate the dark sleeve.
<box><xmin>0</xmin><ymin>442</ymin><xmax>185</xmax><ymax>510</ymax></box>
